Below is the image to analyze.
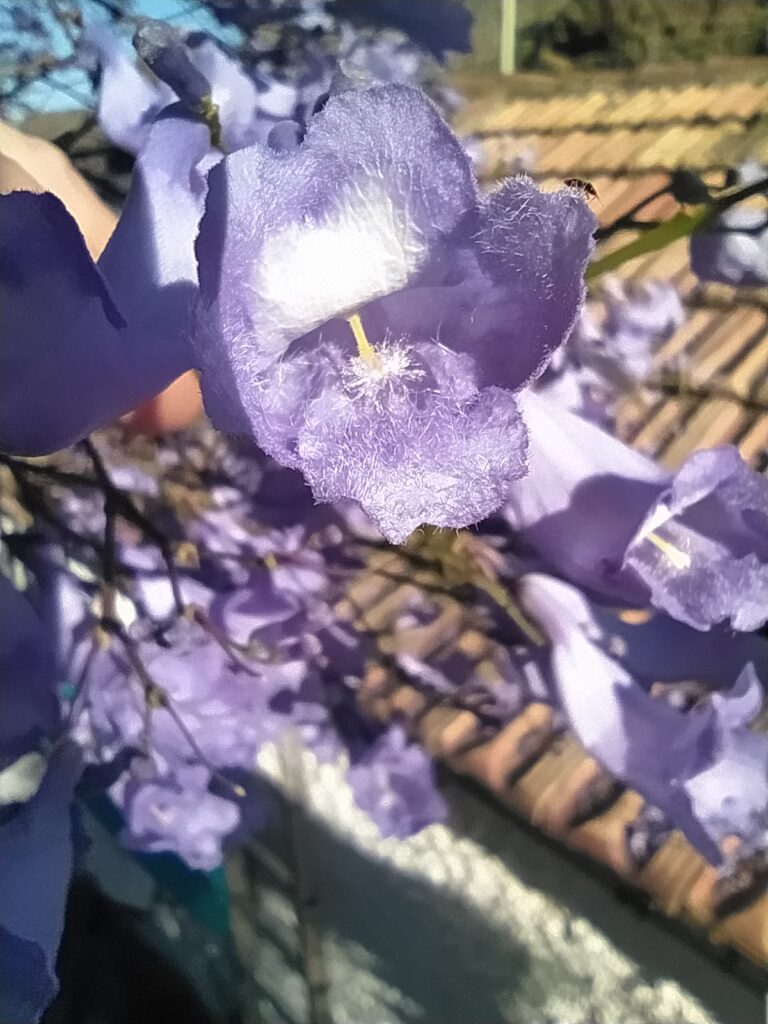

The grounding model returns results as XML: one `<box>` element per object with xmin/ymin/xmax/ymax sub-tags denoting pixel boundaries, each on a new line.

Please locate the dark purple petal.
<box><xmin>0</xmin><ymin>188</ymin><xmax>192</xmax><ymax>455</ymax></box>
<box><xmin>0</xmin><ymin>742</ymin><xmax>83</xmax><ymax>1024</ymax></box>
<box><xmin>0</xmin><ymin>579</ymin><xmax>59</xmax><ymax>767</ymax></box>
<box><xmin>133</xmin><ymin>19</ymin><xmax>210</xmax><ymax>109</ymax></box>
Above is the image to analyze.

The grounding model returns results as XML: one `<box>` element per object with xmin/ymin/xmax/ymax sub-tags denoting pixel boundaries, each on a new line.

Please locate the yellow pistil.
<box><xmin>647</xmin><ymin>531</ymin><xmax>691</xmax><ymax>571</ymax></box>
<box><xmin>346</xmin><ymin>312</ymin><xmax>381</xmax><ymax>369</ymax></box>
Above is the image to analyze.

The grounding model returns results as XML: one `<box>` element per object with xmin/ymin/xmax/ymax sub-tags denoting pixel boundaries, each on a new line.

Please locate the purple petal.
<box><xmin>299</xmin><ymin>368</ymin><xmax>528</xmax><ymax>544</ymax></box>
<box><xmin>690</xmin><ymin>206</ymin><xmax>768</xmax><ymax>287</ymax></box>
<box><xmin>506</xmin><ymin>394</ymin><xmax>768</xmax><ymax>630</ymax></box>
<box><xmin>462</xmin><ymin>176</ymin><xmax>597</xmax><ymax>389</ymax></box>
<box><xmin>194</xmin><ymin>83</ymin><xmax>476</xmax><ymax>373</ymax></box>
<box><xmin>0</xmin><ymin>188</ymin><xmax>192</xmax><ymax>455</ymax></box>
<box><xmin>520</xmin><ymin>574</ymin><xmax>768</xmax><ymax>862</ymax></box>
<box><xmin>119</xmin><ymin>766</ymin><xmax>240</xmax><ymax>871</ymax></box>
<box><xmin>0</xmin><ymin>743</ymin><xmax>83</xmax><ymax>1024</ymax></box>
<box><xmin>504</xmin><ymin>391</ymin><xmax>666</xmax><ymax>598</ymax></box>
<box><xmin>98</xmin><ymin>112</ymin><xmax>213</xmax><ymax>338</ymax></box>
<box><xmin>82</xmin><ymin>23</ymin><xmax>172</xmax><ymax>155</ymax></box>
<box><xmin>347</xmin><ymin>723</ymin><xmax>448</xmax><ymax>838</ymax></box>
<box><xmin>0</xmin><ymin>579</ymin><xmax>59</xmax><ymax>765</ymax></box>
<box><xmin>133</xmin><ymin>20</ymin><xmax>210</xmax><ymax>110</ymax></box>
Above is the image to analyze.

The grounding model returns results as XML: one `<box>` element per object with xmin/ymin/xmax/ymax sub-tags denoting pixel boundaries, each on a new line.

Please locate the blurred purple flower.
<box><xmin>82</xmin><ymin>21</ymin><xmax>299</xmax><ymax>155</ymax></box>
<box><xmin>347</xmin><ymin>723</ymin><xmax>448</xmax><ymax>837</ymax></box>
<box><xmin>690</xmin><ymin>162</ymin><xmax>768</xmax><ymax>287</ymax></box>
<box><xmin>520</xmin><ymin>573</ymin><xmax>768</xmax><ymax>864</ymax></box>
<box><xmin>505</xmin><ymin>391</ymin><xmax>768</xmax><ymax>631</ymax></box>
<box><xmin>537</xmin><ymin>277</ymin><xmax>684</xmax><ymax>424</ymax></box>
<box><xmin>194</xmin><ymin>83</ymin><xmax>595</xmax><ymax>541</ymax></box>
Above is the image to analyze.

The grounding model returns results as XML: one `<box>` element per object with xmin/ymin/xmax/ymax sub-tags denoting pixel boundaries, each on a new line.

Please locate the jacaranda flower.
<box><xmin>520</xmin><ymin>572</ymin><xmax>768</xmax><ymax>864</ymax></box>
<box><xmin>0</xmin><ymin>579</ymin><xmax>83</xmax><ymax>1024</ymax></box>
<box><xmin>83</xmin><ymin>21</ymin><xmax>299</xmax><ymax>156</ymax></box>
<box><xmin>193</xmin><ymin>82</ymin><xmax>596</xmax><ymax>542</ymax></box>
<box><xmin>505</xmin><ymin>390</ymin><xmax>768</xmax><ymax>631</ymax></box>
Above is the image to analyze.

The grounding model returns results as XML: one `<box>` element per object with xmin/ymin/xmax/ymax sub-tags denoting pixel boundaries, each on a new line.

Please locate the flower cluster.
<box><xmin>1</xmin><ymin>12</ymin><xmax>767</xmax><ymax>1023</ymax></box>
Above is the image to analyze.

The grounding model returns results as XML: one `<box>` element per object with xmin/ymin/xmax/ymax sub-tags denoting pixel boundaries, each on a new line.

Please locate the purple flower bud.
<box><xmin>133</xmin><ymin>19</ymin><xmax>211</xmax><ymax>109</ymax></box>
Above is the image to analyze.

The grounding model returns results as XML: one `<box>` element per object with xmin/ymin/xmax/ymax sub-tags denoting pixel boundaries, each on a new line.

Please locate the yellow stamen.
<box><xmin>264</xmin><ymin>553</ymin><xmax>279</xmax><ymax>571</ymax></box>
<box><xmin>346</xmin><ymin>312</ymin><xmax>381</xmax><ymax>368</ymax></box>
<box><xmin>647</xmin><ymin>531</ymin><xmax>691</xmax><ymax>571</ymax></box>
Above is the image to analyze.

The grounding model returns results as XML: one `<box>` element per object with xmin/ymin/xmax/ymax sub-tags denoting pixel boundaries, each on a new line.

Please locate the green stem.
<box><xmin>587</xmin><ymin>174</ymin><xmax>768</xmax><ymax>283</ymax></box>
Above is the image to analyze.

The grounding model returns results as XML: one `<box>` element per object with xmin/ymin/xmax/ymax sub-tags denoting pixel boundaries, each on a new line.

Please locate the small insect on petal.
<box><xmin>564</xmin><ymin>178</ymin><xmax>600</xmax><ymax>203</ymax></box>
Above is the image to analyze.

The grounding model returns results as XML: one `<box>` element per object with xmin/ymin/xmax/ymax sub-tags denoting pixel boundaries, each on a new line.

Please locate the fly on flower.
<box><xmin>564</xmin><ymin>178</ymin><xmax>600</xmax><ymax>203</ymax></box>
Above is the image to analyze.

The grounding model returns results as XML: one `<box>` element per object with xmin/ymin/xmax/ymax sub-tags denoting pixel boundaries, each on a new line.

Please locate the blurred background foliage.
<box><xmin>461</xmin><ymin>0</ymin><xmax>767</xmax><ymax>71</ymax></box>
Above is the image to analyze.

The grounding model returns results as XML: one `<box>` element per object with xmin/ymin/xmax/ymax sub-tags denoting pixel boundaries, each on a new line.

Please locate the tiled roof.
<box><xmin>463</xmin><ymin>71</ymin><xmax>768</xmax><ymax>471</ymax></box>
<box><xmin>353</xmin><ymin>70</ymin><xmax>768</xmax><ymax>973</ymax></box>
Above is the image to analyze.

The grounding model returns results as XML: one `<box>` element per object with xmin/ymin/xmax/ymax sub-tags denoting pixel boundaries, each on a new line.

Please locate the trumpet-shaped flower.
<box><xmin>193</xmin><ymin>83</ymin><xmax>595</xmax><ymax>541</ymax></box>
<box><xmin>690</xmin><ymin>162</ymin><xmax>768</xmax><ymax>287</ymax></box>
<box><xmin>520</xmin><ymin>573</ymin><xmax>768</xmax><ymax>863</ymax></box>
<box><xmin>83</xmin><ymin>21</ymin><xmax>299</xmax><ymax>155</ymax></box>
<box><xmin>505</xmin><ymin>391</ymin><xmax>768</xmax><ymax>631</ymax></box>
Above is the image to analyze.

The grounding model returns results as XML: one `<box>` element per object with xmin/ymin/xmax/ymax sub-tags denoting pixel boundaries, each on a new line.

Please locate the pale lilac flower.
<box><xmin>346</xmin><ymin>723</ymin><xmax>448</xmax><ymax>837</ymax></box>
<box><xmin>520</xmin><ymin>573</ymin><xmax>768</xmax><ymax>863</ymax></box>
<box><xmin>537</xmin><ymin>278</ymin><xmax>684</xmax><ymax>424</ymax></box>
<box><xmin>83</xmin><ymin>21</ymin><xmax>299</xmax><ymax>155</ymax></box>
<box><xmin>505</xmin><ymin>391</ymin><xmax>768</xmax><ymax>631</ymax></box>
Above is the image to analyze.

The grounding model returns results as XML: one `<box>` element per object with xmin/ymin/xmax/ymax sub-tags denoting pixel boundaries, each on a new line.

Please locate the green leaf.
<box><xmin>586</xmin><ymin>207</ymin><xmax>712</xmax><ymax>282</ymax></box>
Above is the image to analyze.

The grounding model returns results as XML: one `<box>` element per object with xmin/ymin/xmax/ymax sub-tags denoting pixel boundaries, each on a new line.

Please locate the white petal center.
<box><xmin>254</xmin><ymin>179</ymin><xmax>426</xmax><ymax>354</ymax></box>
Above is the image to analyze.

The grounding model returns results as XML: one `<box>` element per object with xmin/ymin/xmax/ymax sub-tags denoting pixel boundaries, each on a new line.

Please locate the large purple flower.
<box><xmin>505</xmin><ymin>391</ymin><xmax>768</xmax><ymax>631</ymax></box>
<box><xmin>193</xmin><ymin>83</ymin><xmax>595</xmax><ymax>542</ymax></box>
